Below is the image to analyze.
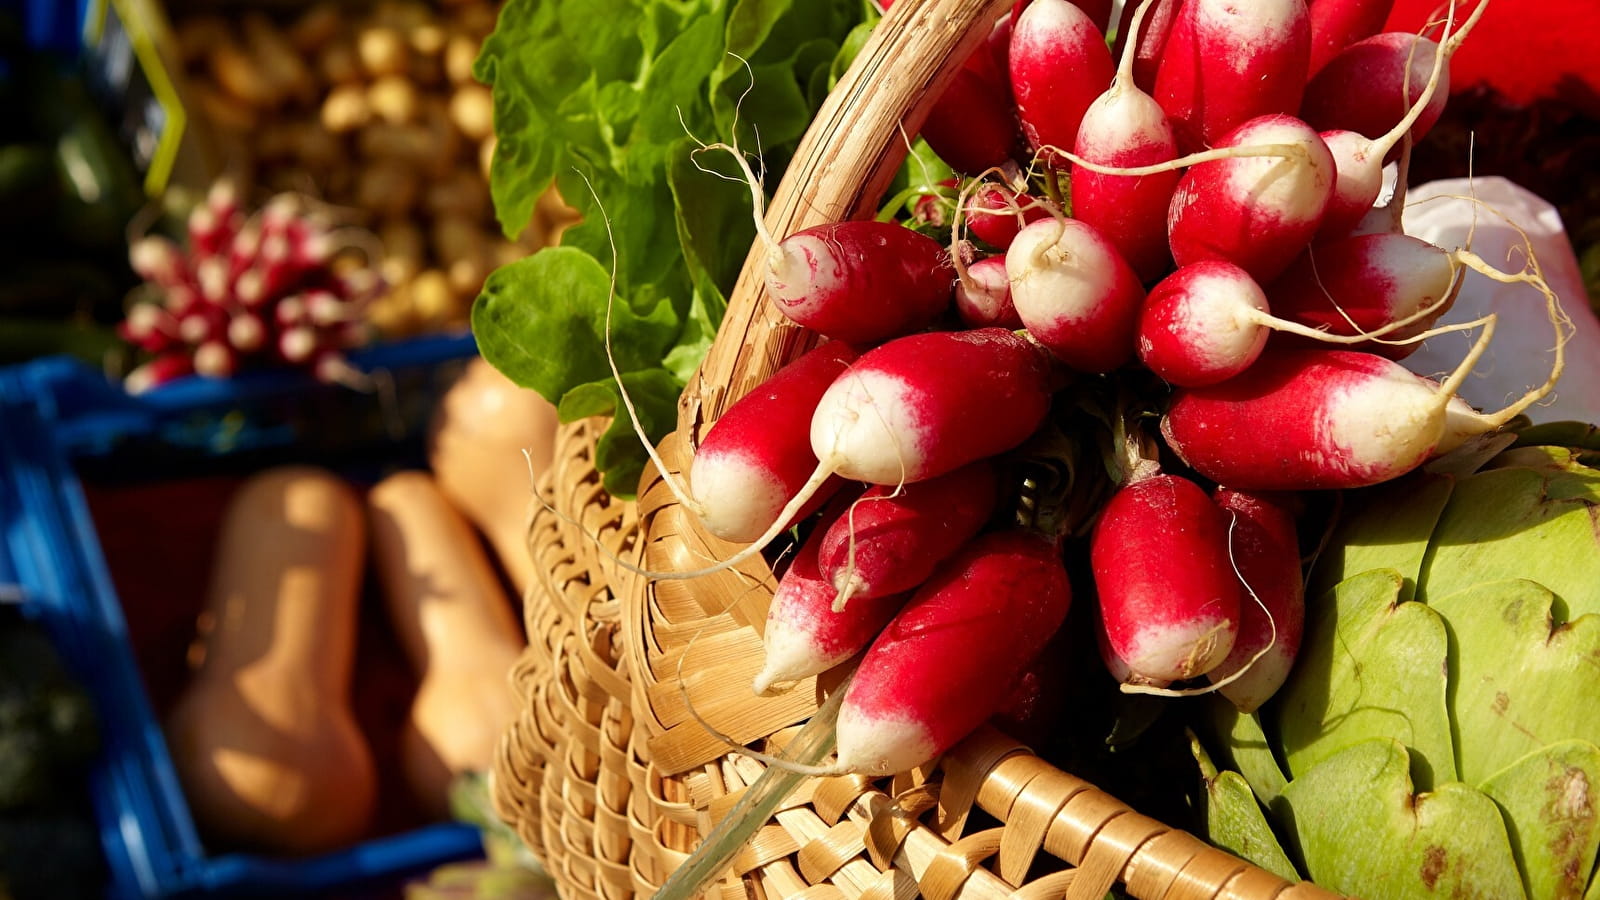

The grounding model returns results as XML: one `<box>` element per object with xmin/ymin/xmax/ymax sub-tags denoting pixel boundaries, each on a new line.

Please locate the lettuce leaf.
<box><xmin>472</xmin><ymin>0</ymin><xmax>876</xmax><ymax>497</ymax></box>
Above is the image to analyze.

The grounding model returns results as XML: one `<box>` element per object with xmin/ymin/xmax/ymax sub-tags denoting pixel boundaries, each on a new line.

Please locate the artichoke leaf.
<box><xmin>1478</xmin><ymin>740</ymin><xmax>1600</xmax><ymax>900</ymax></box>
<box><xmin>1280</xmin><ymin>738</ymin><xmax>1526</xmax><ymax>900</ymax></box>
<box><xmin>1428</xmin><ymin>578</ymin><xmax>1600</xmax><ymax>785</ymax></box>
<box><xmin>1313</xmin><ymin>474</ymin><xmax>1454</xmax><ymax>603</ymax></box>
<box><xmin>1209</xmin><ymin>696</ymin><xmax>1289</xmax><ymax>806</ymax></box>
<box><xmin>1278</xmin><ymin>569</ymin><xmax>1457</xmax><ymax>790</ymax></box>
<box><xmin>1190</xmin><ymin>731</ymin><xmax>1301</xmax><ymax>883</ymax></box>
<box><xmin>1419</xmin><ymin>448</ymin><xmax>1600</xmax><ymax>615</ymax></box>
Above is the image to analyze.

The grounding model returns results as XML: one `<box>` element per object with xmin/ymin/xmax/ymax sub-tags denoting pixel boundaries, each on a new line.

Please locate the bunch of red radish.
<box><xmin>636</xmin><ymin>0</ymin><xmax>1569</xmax><ymax>779</ymax></box>
<box><xmin>118</xmin><ymin>182</ymin><xmax>385</xmax><ymax>393</ymax></box>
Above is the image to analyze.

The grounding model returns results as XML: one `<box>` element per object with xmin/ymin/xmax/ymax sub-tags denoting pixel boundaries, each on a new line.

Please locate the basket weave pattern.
<box><xmin>494</xmin><ymin>421</ymin><xmax>1338</xmax><ymax>900</ymax></box>
<box><xmin>492</xmin><ymin>0</ymin><xmax>1343</xmax><ymax>896</ymax></box>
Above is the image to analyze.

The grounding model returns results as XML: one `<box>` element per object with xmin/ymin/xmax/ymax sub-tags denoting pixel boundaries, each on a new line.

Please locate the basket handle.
<box><xmin>677</xmin><ymin>0</ymin><xmax>1013</xmax><ymax>443</ymax></box>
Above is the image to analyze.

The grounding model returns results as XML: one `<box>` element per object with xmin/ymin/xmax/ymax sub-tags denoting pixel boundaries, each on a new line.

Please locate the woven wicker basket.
<box><xmin>492</xmin><ymin>1</ymin><xmax>1343</xmax><ymax>897</ymax></box>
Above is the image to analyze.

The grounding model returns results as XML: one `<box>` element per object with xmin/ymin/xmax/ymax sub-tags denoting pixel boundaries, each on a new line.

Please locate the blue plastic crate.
<box><xmin>0</xmin><ymin>335</ymin><xmax>488</xmax><ymax>898</ymax></box>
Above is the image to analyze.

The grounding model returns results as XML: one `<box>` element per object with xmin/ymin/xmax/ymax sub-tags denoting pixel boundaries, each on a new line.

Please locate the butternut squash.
<box><xmin>367</xmin><ymin>470</ymin><xmax>525</xmax><ymax>818</ymax></box>
<box><xmin>425</xmin><ymin>356</ymin><xmax>559</xmax><ymax>597</ymax></box>
<box><xmin>165</xmin><ymin>466</ymin><xmax>377</xmax><ymax>854</ymax></box>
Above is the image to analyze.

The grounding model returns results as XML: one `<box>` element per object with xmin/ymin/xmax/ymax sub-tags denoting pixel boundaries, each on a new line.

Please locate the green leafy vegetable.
<box><xmin>473</xmin><ymin>0</ymin><xmax>876</xmax><ymax>496</ymax></box>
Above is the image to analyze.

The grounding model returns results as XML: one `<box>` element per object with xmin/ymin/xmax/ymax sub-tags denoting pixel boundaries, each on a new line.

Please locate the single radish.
<box><xmin>751</xmin><ymin>495</ymin><xmax>914</xmax><ymax>695</ymax></box>
<box><xmin>953</xmin><ymin>256</ymin><xmax>1021</xmax><ymax>328</ymax></box>
<box><xmin>129</xmin><ymin>236</ymin><xmax>189</xmax><ymax>290</ymax></box>
<box><xmin>1071</xmin><ymin>0</ymin><xmax>1182</xmax><ymax>282</ymax></box>
<box><xmin>831</xmin><ymin>529</ymin><xmax>1072</xmax><ymax>775</ymax></box>
<box><xmin>1264</xmin><ymin>232</ymin><xmax>1465</xmax><ymax>359</ymax></box>
<box><xmin>709</xmin><ymin>146</ymin><xmax>955</xmax><ymax>344</ymax></box>
<box><xmin>1112</xmin><ymin>0</ymin><xmax>1182</xmax><ymax>93</ymax></box>
<box><xmin>1134</xmin><ymin>258</ymin><xmax>1437</xmax><ymax>386</ymax></box>
<box><xmin>1167</xmin><ymin>113</ymin><xmax>1336</xmax><ymax>284</ymax></box>
<box><xmin>1206</xmin><ymin>488</ymin><xmax>1305</xmax><ymax>713</ymax></box>
<box><xmin>817</xmin><ymin>460</ymin><xmax>999</xmax><ymax>606</ymax></box>
<box><xmin>1092</xmin><ymin>473</ymin><xmax>1240</xmax><ymax>683</ymax></box>
<box><xmin>1009</xmin><ymin>0</ymin><xmax>1117</xmax><ymax>166</ymax></box>
<box><xmin>808</xmin><ymin>327</ymin><xmax>1054</xmax><ymax>485</ymax></box>
<box><xmin>764</xmin><ymin>220</ymin><xmax>954</xmax><ymax>343</ymax></box>
<box><xmin>963</xmin><ymin>184</ymin><xmax>1050</xmax><ymax>251</ymax></box>
<box><xmin>1006</xmin><ymin>217</ymin><xmax>1146</xmax><ymax>373</ymax></box>
<box><xmin>1160</xmin><ymin>306</ymin><xmax>1561</xmax><ymax>491</ymax></box>
<box><xmin>1153</xmin><ymin>0</ymin><xmax>1311</xmax><ymax>154</ymax></box>
<box><xmin>688</xmin><ymin>341</ymin><xmax>859</xmax><ymax>543</ymax></box>
<box><xmin>1313</xmin><ymin>0</ymin><xmax>1481</xmax><ymax>238</ymax></box>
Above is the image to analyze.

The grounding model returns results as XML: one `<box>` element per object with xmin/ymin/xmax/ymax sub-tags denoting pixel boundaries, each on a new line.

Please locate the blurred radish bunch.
<box><xmin>117</xmin><ymin>182</ymin><xmax>385</xmax><ymax>393</ymax></box>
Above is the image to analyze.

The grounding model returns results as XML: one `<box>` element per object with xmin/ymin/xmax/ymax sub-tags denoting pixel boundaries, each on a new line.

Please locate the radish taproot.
<box><xmin>688</xmin><ymin>341</ymin><xmax>858</xmax><ymax>543</ymax></box>
<box><xmin>831</xmin><ymin>529</ymin><xmax>1072</xmax><ymax>775</ymax></box>
<box><xmin>1070</xmin><ymin>0</ymin><xmax>1182</xmax><ymax>282</ymax></box>
<box><xmin>817</xmin><ymin>460</ymin><xmax>999</xmax><ymax>606</ymax></box>
<box><xmin>1007</xmin><ymin>217</ymin><xmax>1146</xmax><ymax>373</ymax></box>
<box><xmin>1010</xmin><ymin>0</ymin><xmax>1116</xmax><ymax>165</ymax></box>
<box><xmin>1091</xmin><ymin>473</ymin><xmax>1240</xmax><ymax>683</ymax></box>
<box><xmin>1167</xmin><ymin>113</ymin><xmax>1336</xmax><ymax>283</ymax></box>
<box><xmin>1153</xmin><ymin>0</ymin><xmax>1311</xmax><ymax>154</ymax></box>
<box><xmin>1205</xmin><ymin>487</ymin><xmax>1306</xmax><ymax>712</ymax></box>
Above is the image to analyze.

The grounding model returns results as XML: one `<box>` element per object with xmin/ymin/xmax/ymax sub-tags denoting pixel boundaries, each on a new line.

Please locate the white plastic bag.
<box><xmin>1402</xmin><ymin>176</ymin><xmax>1600</xmax><ymax>425</ymax></box>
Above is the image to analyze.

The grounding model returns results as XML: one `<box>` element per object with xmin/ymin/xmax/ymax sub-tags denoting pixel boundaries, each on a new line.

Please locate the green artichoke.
<box><xmin>1195</xmin><ymin>426</ymin><xmax>1600</xmax><ymax>899</ymax></box>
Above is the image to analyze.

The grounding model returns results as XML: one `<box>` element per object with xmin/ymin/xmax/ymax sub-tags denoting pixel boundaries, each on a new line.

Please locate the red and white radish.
<box><xmin>751</xmin><ymin>495</ymin><xmax>913</xmax><ymax>695</ymax></box>
<box><xmin>830</xmin><ymin>529</ymin><xmax>1072</xmax><ymax>775</ymax></box>
<box><xmin>1091</xmin><ymin>473</ymin><xmax>1240</xmax><ymax>683</ymax></box>
<box><xmin>706</xmin><ymin>145</ymin><xmax>955</xmax><ymax>344</ymax></box>
<box><xmin>1166</xmin><ymin>113</ymin><xmax>1336</xmax><ymax>284</ymax></box>
<box><xmin>1070</xmin><ymin>0</ymin><xmax>1182</xmax><ymax>283</ymax></box>
<box><xmin>1206</xmin><ymin>488</ymin><xmax>1305</xmax><ymax>712</ymax></box>
<box><xmin>1009</xmin><ymin>0</ymin><xmax>1116</xmax><ymax>165</ymax></box>
<box><xmin>817</xmin><ymin>459</ymin><xmax>999</xmax><ymax>606</ymax></box>
<box><xmin>953</xmin><ymin>255</ymin><xmax>1020</xmax><ymax>328</ymax></box>
<box><xmin>1265</xmin><ymin>232</ymin><xmax>1466</xmax><ymax>359</ymax></box>
<box><xmin>688</xmin><ymin>341</ymin><xmax>858</xmax><ymax>543</ymax></box>
<box><xmin>1135</xmin><ymin>257</ymin><xmax>1445</xmax><ymax>386</ymax></box>
<box><xmin>1006</xmin><ymin>217</ymin><xmax>1146</xmax><ymax>373</ymax></box>
<box><xmin>1152</xmin><ymin>0</ymin><xmax>1311</xmax><ymax>154</ymax></box>
<box><xmin>1160</xmin><ymin>342</ymin><xmax>1500</xmax><ymax>491</ymax></box>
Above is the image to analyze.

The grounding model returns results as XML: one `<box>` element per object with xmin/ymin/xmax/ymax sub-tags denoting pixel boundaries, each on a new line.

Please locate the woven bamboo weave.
<box><xmin>492</xmin><ymin>0</ymin><xmax>1344</xmax><ymax>897</ymax></box>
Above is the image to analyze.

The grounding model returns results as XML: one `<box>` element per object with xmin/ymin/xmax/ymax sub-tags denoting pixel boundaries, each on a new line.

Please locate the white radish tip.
<box><xmin>280</xmin><ymin>327</ymin><xmax>317</xmax><ymax>363</ymax></box>
<box><xmin>198</xmin><ymin>258</ymin><xmax>231</xmax><ymax>304</ymax></box>
<box><xmin>194</xmin><ymin>341</ymin><xmax>236</xmax><ymax>377</ymax></box>
<box><xmin>227</xmin><ymin>314</ymin><xmax>266</xmax><ymax>352</ymax></box>
<box><xmin>128</xmin><ymin>237</ymin><xmax>175</xmax><ymax>278</ymax></box>
<box><xmin>178</xmin><ymin>314</ymin><xmax>214</xmax><ymax>344</ymax></box>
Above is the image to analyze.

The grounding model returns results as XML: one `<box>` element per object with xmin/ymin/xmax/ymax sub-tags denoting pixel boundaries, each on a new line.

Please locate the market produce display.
<box><xmin>118</xmin><ymin>182</ymin><xmax>387</xmax><ymax>391</ymax></box>
<box><xmin>476</xmin><ymin>0</ymin><xmax>1599</xmax><ymax>897</ymax></box>
<box><xmin>168</xmin><ymin>0</ymin><xmax>570</xmax><ymax>339</ymax></box>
